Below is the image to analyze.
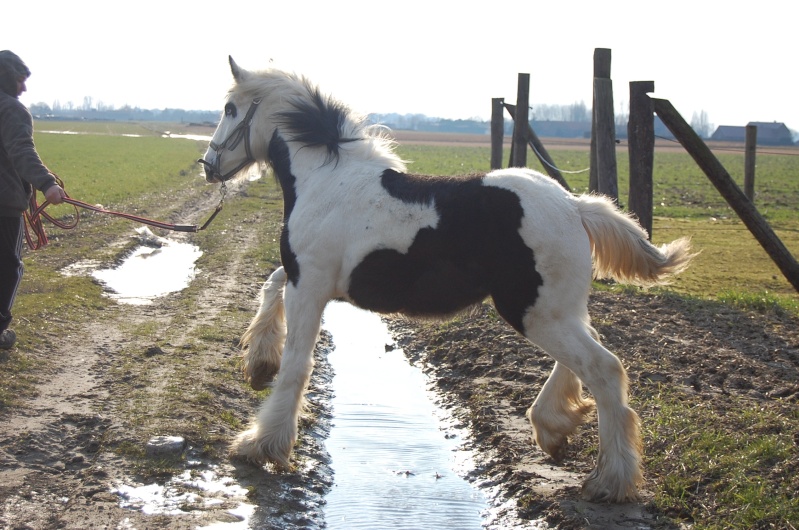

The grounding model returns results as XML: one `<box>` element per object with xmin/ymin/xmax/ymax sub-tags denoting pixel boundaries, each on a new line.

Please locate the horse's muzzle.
<box><xmin>197</xmin><ymin>158</ymin><xmax>222</xmax><ymax>183</ymax></box>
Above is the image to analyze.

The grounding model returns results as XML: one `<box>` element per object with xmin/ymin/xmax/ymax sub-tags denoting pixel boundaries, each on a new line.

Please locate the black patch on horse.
<box><xmin>348</xmin><ymin>169</ymin><xmax>543</xmax><ymax>332</ymax></box>
<box><xmin>268</xmin><ymin>131</ymin><xmax>300</xmax><ymax>286</ymax></box>
<box><xmin>275</xmin><ymin>81</ymin><xmax>359</xmax><ymax>165</ymax></box>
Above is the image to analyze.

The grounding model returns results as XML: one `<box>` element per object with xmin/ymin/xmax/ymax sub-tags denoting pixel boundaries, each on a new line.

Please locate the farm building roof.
<box><xmin>710</xmin><ymin>122</ymin><xmax>794</xmax><ymax>145</ymax></box>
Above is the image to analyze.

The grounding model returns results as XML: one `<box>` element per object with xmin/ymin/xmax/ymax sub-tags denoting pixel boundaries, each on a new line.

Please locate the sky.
<box><xmin>4</xmin><ymin>1</ymin><xmax>797</xmax><ymax>132</ymax></box>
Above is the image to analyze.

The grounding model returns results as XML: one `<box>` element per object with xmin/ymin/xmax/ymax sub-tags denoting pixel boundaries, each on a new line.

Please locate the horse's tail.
<box><xmin>576</xmin><ymin>194</ymin><xmax>695</xmax><ymax>286</ymax></box>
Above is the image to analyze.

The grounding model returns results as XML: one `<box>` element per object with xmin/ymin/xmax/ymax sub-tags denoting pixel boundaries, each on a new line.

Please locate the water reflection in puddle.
<box><xmin>91</xmin><ymin>228</ymin><xmax>202</xmax><ymax>304</ymax></box>
<box><xmin>322</xmin><ymin>301</ymin><xmax>487</xmax><ymax>529</ymax></box>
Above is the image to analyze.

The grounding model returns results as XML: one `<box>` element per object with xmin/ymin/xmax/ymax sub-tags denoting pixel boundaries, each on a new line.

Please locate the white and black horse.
<box><xmin>199</xmin><ymin>57</ymin><xmax>693</xmax><ymax>503</ymax></box>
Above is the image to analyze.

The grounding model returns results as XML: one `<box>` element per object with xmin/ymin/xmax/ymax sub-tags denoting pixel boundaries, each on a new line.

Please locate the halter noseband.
<box><xmin>198</xmin><ymin>98</ymin><xmax>262</xmax><ymax>182</ymax></box>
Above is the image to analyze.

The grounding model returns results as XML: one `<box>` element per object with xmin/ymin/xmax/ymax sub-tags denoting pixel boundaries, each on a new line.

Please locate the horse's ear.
<box><xmin>229</xmin><ymin>56</ymin><xmax>246</xmax><ymax>83</ymax></box>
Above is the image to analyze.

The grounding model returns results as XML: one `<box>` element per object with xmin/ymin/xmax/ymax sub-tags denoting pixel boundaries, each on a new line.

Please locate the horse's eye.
<box><xmin>224</xmin><ymin>103</ymin><xmax>237</xmax><ymax>118</ymax></box>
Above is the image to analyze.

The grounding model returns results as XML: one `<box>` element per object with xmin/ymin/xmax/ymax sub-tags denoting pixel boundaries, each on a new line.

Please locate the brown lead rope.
<box><xmin>24</xmin><ymin>176</ymin><xmax>226</xmax><ymax>250</ymax></box>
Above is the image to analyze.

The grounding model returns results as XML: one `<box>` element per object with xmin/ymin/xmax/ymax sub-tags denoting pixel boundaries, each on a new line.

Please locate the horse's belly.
<box><xmin>347</xmin><ymin>248</ymin><xmax>488</xmax><ymax>316</ymax></box>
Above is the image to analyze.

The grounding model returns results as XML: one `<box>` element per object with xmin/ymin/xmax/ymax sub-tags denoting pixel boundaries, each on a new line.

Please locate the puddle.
<box><xmin>162</xmin><ymin>132</ymin><xmax>213</xmax><ymax>142</ymax></box>
<box><xmin>90</xmin><ymin>227</ymin><xmax>202</xmax><ymax>304</ymax></box>
<box><xmin>322</xmin><ymin>301</ymin><xmax>488</xmax><ymax>529</ymax></box>
<box><xmin>112</xmin><ymin>462</ymin><xmax>256</xmax><ymax>528</ymax></box>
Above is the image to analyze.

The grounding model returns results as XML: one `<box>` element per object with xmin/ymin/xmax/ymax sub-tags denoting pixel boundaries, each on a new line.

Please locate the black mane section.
<box><xmin>268</xmin><ymin>130</ymin><xmax>300</xmax><ymax>287</ymax></box>
<box><xmin>275</xmin><ymin>82</ymin><xmax>359</xmax><ymax>164</ymax></box>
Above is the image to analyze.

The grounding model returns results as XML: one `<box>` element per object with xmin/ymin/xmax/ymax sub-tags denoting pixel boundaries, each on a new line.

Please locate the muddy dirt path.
<box><xmin>0</xmin><ymin>178</ymin><xmax>332</xmax><ymax>529</ymax></box>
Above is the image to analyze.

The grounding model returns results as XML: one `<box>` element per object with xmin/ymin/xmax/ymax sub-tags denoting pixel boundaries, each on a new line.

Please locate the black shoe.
<box><xmin>0</xmin><ymin>329</ymin><xmax>16</xmax><ymax>349</ymax></box>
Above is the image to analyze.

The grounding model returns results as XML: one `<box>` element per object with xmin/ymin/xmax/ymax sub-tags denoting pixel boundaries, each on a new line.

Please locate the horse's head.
<box><xmin>199</xmin><ymin>56</ymin><xmax>404</xmax><ymax>183</ymax></box>
<box><xmin>199</xmin><ymin>57</ymin><xmax>265</xmax><ymax>183</ymax></box>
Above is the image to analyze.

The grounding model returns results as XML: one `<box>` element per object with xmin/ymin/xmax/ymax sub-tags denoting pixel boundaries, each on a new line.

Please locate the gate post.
<box><xmin>491</xmin><ymin>97</ymin><xmax>505</xmax><ymax>170</ymax></box>
<box><xmin>744</xmin><ymin>125</ymin><xmax>757</xmax><ymax>201</ymax></box>
<box><xmin>511</xmin><ymin>73</ymin><xmax>530</xmax><ymax>168</ymax></box>
<box><xmin>628</xmin><ymin>81</ymin><xmax>655</xmax><ymax>239</ymax></box>
<box><xmin>592</xmin><ymin>48</ymin><xmax>618</xmax><ymax>203</ymax></box>
<box><xmin>590</xmin><ymin>48</ymin><xmax>611</xmax><ymax>194</ymax></box>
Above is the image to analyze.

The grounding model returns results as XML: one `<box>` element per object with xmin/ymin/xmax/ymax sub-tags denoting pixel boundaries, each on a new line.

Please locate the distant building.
<box><xmin>710</xmin><ymin>122</ymin><xmax>794</xmax><ymax>146</ymax></box>
<box><xmin>530</xmin><ymin>120</ymin><xmax>591</xmax><ymax>138</ymax></box>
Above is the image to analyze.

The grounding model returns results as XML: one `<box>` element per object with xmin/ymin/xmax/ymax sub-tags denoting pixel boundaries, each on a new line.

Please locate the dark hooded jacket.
<box><xmin>0</xmin><ymin>50</ymin><xmax>58</xmax><ymax>217</ymax></box>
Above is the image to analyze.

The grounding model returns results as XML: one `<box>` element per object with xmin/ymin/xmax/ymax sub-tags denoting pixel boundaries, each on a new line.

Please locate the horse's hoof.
<box><xmin>231</xmin><ymin>428</ymin><xmax>294</xmax><ymax>471</ymax></box>
<box><xmin>581</xmin><ymin>469</ymin><xmax>639</xmax><ymax>503</ymax></box>
<box><xmin>249</xmin><ymin>371</ymin><xmax>276</xmax><ymax>391</ymax></box>
<box><xmin>231</xmin><ymin>429</ymin><xmax>265</xmax><ymax>463</ymax></box>
<box><xmin>548</xmin><ymin>439</ymin><xmax>568</xmax><ymax>463</ymax></box>
<box><xmin>534</xmin><ymin>432</ymin><xmax>569</xmax><ymax>463</ymax></box>
<box><xmin>245</xmin><ymin>363</ymin><xmax>279</xmax><ymax>390</ymax></box>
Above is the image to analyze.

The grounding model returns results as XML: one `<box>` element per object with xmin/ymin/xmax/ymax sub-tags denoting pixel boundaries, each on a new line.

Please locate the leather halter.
<box><xmin>198</xmin><ymin>98</ymin><xmax>262</xmax><ymax>182</ymax></box>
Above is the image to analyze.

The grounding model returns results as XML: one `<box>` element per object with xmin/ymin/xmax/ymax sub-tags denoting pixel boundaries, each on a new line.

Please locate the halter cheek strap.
<box><xmin>198</xmin><ymin>98</ymin><xmax>262</xmax><ymax>182</ymax></box>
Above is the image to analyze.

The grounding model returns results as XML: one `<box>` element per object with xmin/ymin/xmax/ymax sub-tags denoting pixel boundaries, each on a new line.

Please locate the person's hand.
<box><xmin>44</xmin><ymin>184</ymin><xmax>67</xmax><ymax>205</ymax></box>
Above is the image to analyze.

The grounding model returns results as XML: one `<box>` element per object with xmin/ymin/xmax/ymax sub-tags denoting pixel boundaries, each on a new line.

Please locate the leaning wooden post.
<box><xmin>511</xmin><ymin>73</ymin><xmax>530</xmax><ymax>168</ymax></box>
<box><xmin>526</xmin><ymin>121</ymin><xmax>570</xmax><ymax>191</ymax></box>
<box><xmin>653</xmin><ymin>98</ymin><xmax>799</xmax><ymax>292</ymax></box>
<box><xmin>503</xmin><ymin>103</ymin><xmax>570</xmax><ymax>192</ymax></box>
<box><xmin>627</xmin><ymin>81</ymin><xmax>655</xmax><ymax>239</ymax></box>
<box><xmin>491</xmin><ymin>97</ymin><xmax>505</xmax><ymax>170</ymax></box>
<box><xmin>592</xmin><ymin>49</ymin><xmax>618</xmax><ymax>202</ymax></box>
<box><xmin>590</xmin><ymin>48</ymin><xmax>611</xmax><ymax>193</ymax></box>
<box><xmin>744</xmin><ymin>124</ymin><xmax>757</xmax><ymax>201</ymax></box>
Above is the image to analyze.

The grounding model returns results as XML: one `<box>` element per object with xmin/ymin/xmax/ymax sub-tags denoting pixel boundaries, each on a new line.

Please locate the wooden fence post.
<box><xmin>744</xmin><ymin>125</ymin><xmax>757</xmax><ymax>201</ymax></box>
<box><xmin>627</xmin><ymin>81</ymin><xmax>655</xmax><ymax>239</ymax></box>
<box><xmin>653</xmin><ymin>98</ymin><xmax>799</xmax><ymax>292</ymax></box>
<box><xmin>491</xmin><ymin>98</ymin><xmax>505</xmax><ymax>170</ymax></box>
<box><xmin>511</xmin><ymin>73</ymin><xmax>530</xmax><ymax>168</ymax></box>
<box><xmin>592</xmin><ymin>49</ymin><xmax>618</xmax><ymax>203</ymax></box>
<box><xmin>590</xmin><ymin>48</ymin><xmax>611</xmax><ymax>194</ymax></box>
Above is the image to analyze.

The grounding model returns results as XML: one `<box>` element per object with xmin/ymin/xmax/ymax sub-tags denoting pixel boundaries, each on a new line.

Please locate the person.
<box><xmin>0</xmin><ymin>50</ymin><xmax>66</xmax><ymax>349</ymax></box>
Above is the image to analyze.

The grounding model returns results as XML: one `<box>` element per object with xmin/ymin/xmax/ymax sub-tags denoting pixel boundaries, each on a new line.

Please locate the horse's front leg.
<box><xmin>240</xmin><ymin>267</ymin><xmax>287</xmax><ymax>390</ymax></box>
<box><xmin>232</xmin><ymin>278</ymin><xmax>326</xmax><ymax>469</ymax></box>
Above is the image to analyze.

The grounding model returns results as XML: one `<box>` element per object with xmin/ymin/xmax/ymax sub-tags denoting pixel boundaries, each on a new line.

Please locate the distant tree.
<box><xmin>29</xmin><ymin>102</ymin><xmax>52</xmax><ymax>115</ymax></box>
<box><xmin>615</xmin><ymin>100</ymin><xmax>628</xmax><ymax>128</ymax></box>
<box><xmin>532</xmin><ymin>103</ymin><xmax>559</xmax><ymax>121</ymax></box>
<box><xmin>569</xmin><ymin>101</ymin><xmax>589</xmax><ymax>122</ymax></box>
<box><xmin>532</xmin><ymin>102</ymin><xmax>590</xmax><ymax>122</ymax></box>
<box><xmin>691</xmin><ymin>110</ymin><xmax>713</xmax><ymax>139</ymax></box>
<box><xmin>82</xmin><ymin>96</ymin><xmax>93</xmax><ymax>111</ymax></box>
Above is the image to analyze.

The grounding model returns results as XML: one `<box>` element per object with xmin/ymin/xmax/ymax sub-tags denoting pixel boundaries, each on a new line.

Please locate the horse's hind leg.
<box><xmin>526</xmin><ymin>316</ymin><xmax>643</xmax><ymax>503</ymax></box>
<box><xmin>526</xmin><ymin>361</ymin><xmax>595</xmax><ymax>462</ymax></box>
<box><xmin>232</xmin><ymin>277</ymin><xmax>326</xmax><ymax>468</ymax></box>
<box><xmin>240</xmin><ymin>267</ymin><xmax>287</xmax><ymax>390</ymax></box>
